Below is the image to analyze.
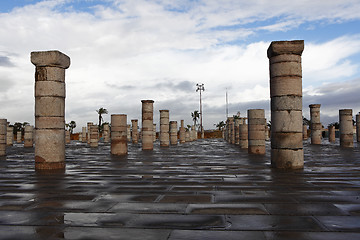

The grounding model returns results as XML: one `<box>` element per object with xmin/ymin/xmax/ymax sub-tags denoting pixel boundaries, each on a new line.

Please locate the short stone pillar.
<box><xmin>127</xmin><ymin>124</ymin><xmax>131</xmax><ymax>142</ymax></box>
<box><xmin>248</xmin><ymin>109</ymin><xmax>265</xmax><ymax>154</ymax></box>
<box><xmin>81</xmin><ymin>127</ymin><xmax>87</xmax><ymax>143</ymax></box>
<box><xmin>356</xmin><ymin>113</ymin><xmax>360</xmax><ymax>143</ymax></box>
<box><xmin>17</xmin><ymin>131</ymin><xmax>22</xmax><ymax>143</ymax></box>
<box><xmin>309</xmin><ymin>104</ymin><xmax>322</xmax><ymax>145</ymax></box>
<box><xmin>87</xmin><ymin>122</ymin><xmax>92</xmax><ymax>145</ymax></box>
<box><xmin>179</xmin><ymin>120</ymin><xmax>186</xmax><ymax>143</ymax></box>
<box><xmin>24</xmin><ymin>125</ymin><xmax>34</xmax><ymax>148</ymax></box>
<box><xmin>159</xmin><ymin>110</ymin><xmax>170</xmax><ymax>147</ymax></box>
<box><xmin>185</xmin><ymin>130</ymin><xmax>190</xmax><ymax>142</ymax></box>
<box><xmin>103</xmin><ymin>123</ymin><xmax>110</xmax><ymax>143</ymax></box>
<box><xmin>89</xmin><ymin>125</ymin><xmax>99</xmax><ymax>148</ymax></box>
<box><xmin>111</xmin><ymin>114</ymin><xmax>127</xmax><ymax>155</ymax></box>
<box><xmin>6</xmin><ymin>126</ymin><xmax>13</xmax><ymax>146</ymax></box>
<box><xmin>131</xmin><ymin>119</ymin><xmax>138</xmax><ymax>144</ymax></box>
<box><xmin>235</xmin><ymin>118</ymin><xmax>240</xmax><ymax>145</ymax></box>
<box><xmin>65</xmin><ymin>130</ymin><xmax>70</xmax><ymax>144</ymax></box>
<box><xmin>328</xmin><ymin>125</ymin><xmax>335</xmax><ymax>143</ymax></box>
<box><xmin>191</xmin><ymin>125</ymin><xmax>196</xmax><ymax>141</ymax></box>
<box><xmin>0</xmin><ymin>119</ymin><xmax>6</xmax><ymax>156</ymax></box>
<box><xmin>170</xmin><ymin>121</ymin><xmax>178</xmax><ymax>145</ymax></box>
<box><xmin>303</xmin><ymin>125</ymin><xmax>308</xmax><ymax>140</ymax></box>
<box><xmin>239</xmin><ymin>118</ymin><xmax>248</xmax><ymax>149</ymax></box>
<box><xmin>31</xmin><ymin>50</ymin><xmax>70</xmax><ymax>170</ymax></box>
<box><xmin>268</xmin><ymin>40</ymin><xmax>304</xmax><ymax>168</ymax></box>
<box><xmin>141</xmin><ymin>100</ymin><xmax>154</xmax><ymax>150</ymax></box>
<box><xmin>339</xmin><ymin>109</ymin><xmax>353</xmax><ymax>148</ymax></box>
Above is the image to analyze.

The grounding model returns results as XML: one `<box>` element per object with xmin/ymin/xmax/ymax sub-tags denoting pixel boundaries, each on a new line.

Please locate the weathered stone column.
<box><xmin>309</xmin><ymin>104</ymin><xmax>322</xmax><ymax>145</ymax></box>
<box><xmin>103</xmin><ymin>123</ymin><xmax>110</xmax><ymax>143</ymax></box>
<box><xmin>303</xmin><ymin>125</ymin><xmax>308</xmax><ymax>140</ymax></box>
<box><xmin>65</xmin><ymin>130</ymin><xmax>70</xmax><ymax>144</ymax></box>
<box><xmin>89</xmin><ymin>125</ymin><xmax>99</xmax><ymax>148</ymax></box>
<box><xmin>111</xmin><ymin>114</ymin><xmax>127</xmax><ymax>155</ymax></box>
<box><xmin>185</xmin><ymin>130</ymin><xmax>190</xmax><ymax>142</ymax></box>
<box><xmin>170</xmin><ymin>121</ymin><xmax>178</xmax><ymax>145</ymax></box>
<box><xmin>159</xmin><ymin>110</ymin><xmax>170</xmax><ymax>147</ymax></box>
<box><xmin>81</xmin><ymin>127</ymin><xmax>87</xmax><ymax>143</ymax></box>
<box><xmin>268</xmin><ymin>40</ymin><xmax>304</xmax><ymax>169</ymax></box>
<box><xmin>127</xmin><ymin>124</ymin><xmax>131</xmax><ymax>142</ymax></box>
<box><xmin>32</xmin><ymin>50</ymin><xmax>70</xmax><ymax>170</ymax></box>
<box><xmin>0</xmin><ymin>119</ymin><xmax>6</xmax><ymax>156</ymax></box>
<box><xmin>239</xmin><ymin>118</ymin><xmax>248</xmax><ymax>149</ymax></box>
<box><xmin>131</xmin><ymin>119</ymin><xmax>138</xmax><ymax>144</ymax></box>
<box><xmin>235</xmin><ymin>118</ymin><xmax>240</xmax><ymax>145</ymax></box>
<box><xmin>328</xmin><ymin>125</ymin><xmax>335</xmax><ymax>143</ymax></box>
<box><xmin>24</xmin><ymin>125</ymin><xmax>34</xmax><ymax>148</ymax></box>
<box><xmin>339</xmin><ymin>109</ymin><xmax>353</xmax><ymax>148</ymax></box>
<box><xmin>87</xmin><ymin>122</ymin><xmax>92</xmax><ymax>145</ymax></box>
<box><xmin>6</xmin><ymin>126</ymin><xmax>13</xmax><ymax>146</ymax></box>
<box><xmin>356</xmin><ymin>112</ymin><xmax>360</xmax><ymax>143</ymax></box>
<box><xmin>179</xmin><ymin>120</ymin><xmax>185</xmax><ymax>143</ymax></box>
<box><xmin>248</xmin><ymin>109</ymin><xmax>265</xmax><ymax>154</ymax></box>
<box><xmin>153</xmin><ymin>124</ymin><xmax>156</xmax><ymax>142</ymax></box>
<box><xmin>17</xmin><ymin>131</ymin><xmax>22</xmax><ymax>143</ymax></box>
<box><xmin>191</xmin><ymin>125</ymin><xmax>196</xmax><ymax>141</ymax></box>
<box><xmin>141</xmin><ymin>100</ymin><xmax>154</xmax><ymax>150</ymax></box>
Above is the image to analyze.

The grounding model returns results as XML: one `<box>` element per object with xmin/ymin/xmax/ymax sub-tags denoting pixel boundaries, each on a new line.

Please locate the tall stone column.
<box><xmin>239</xmin><ymin>118</ymin><xmax>248</xmax><ymax>149</ymax></box>
<box><xmin>170</xmin><ymin>121</ymin><xmax>178</xmax><ymax>145</ymax></box>
<box><xmin>17</xmin><ymin>131</ymin><xmax>22</xmax><ymax>143</ymax></box>
<box><xmin>111</xmin><ymin>114</ymin><xmax>127</xmax><ymax>155</ymax></box>
<box><xmin>235</xmin><ymin>118</ymin><xmax>240</xmax><ymax>145</ymax></box>
<box><xmin>303</xmin><ymin>125</ymin><xmax>308</xmax><ymax>140</ymax></box>
<box><xmin>131</xmin><ymin>119</ymin><xmax>138</xmax><ymax>144</ymax></box>
<box><xmin>248</xmin><ymin>109</ymin><xmax>265</xmax><ymax>154</ymax></box>
<box><xmin>268</xmin><ymin>40</ymin><xmax>304</xmax><ymax>169</ymax></box>
<box><xmin>328</xmin><ymin>125</ymin><xmax>335</xmax><ymax>143</ymax></box>
<box><xmin>89</xmin><ymin>125</ymin><xmax>99</xmax><ymax>148</ymax></box>
<box><xmin>127</xmin><ymin>124</ymin><xmax>131</xmax><ymax>142</ymax></box>
<box><xmin>141</xmin><ymin>100</ymin><xmax>154</xmax><ymax>150</ymax></box>
<box><xmin>356</xmin><ymin>113</ymin><xmax>360</xmax><ymax>143</ymax></box>
<box><xmin>87</xmin><ymin>122</ymin><xmax>92</xmax><ymax>145</ymax></box>
<box><xmin>31</xmin><ymin>50</ymin><xmax>70</xmax><ymax>170</ymax></box>
<box><xmin>339</xmin><ymin>109</ymin><xmax>353</xmax><ymax>148</ymax></box>
<box><xmin>159</xmin><ymin>110</ymin><xmax>170</xmax><ymax>147</ymax></box>
<box><xmin>179</xmin><ymin>120</ymin><xmax>185</xmax><ymax>143</ymax></box>
<box><xmin>185</xmin><ymin>130</ymin><xmax>190</xmax><ymax>142</ymax></box>
<box><xmin>0</xmin><ymin>119</ymin><xmax>6</xmax><ymax>156</ymax></box>
<box><xmin>81</xmin><ymin>127</ymin><xmax>87</xmax><ymax>143</ymax></box>
<box><xmin>309</xmin><ymin>104</ymin><xmax>322</xmax><ymax>145</ymax></box>
<box><xmin>65</xmin><ymin>130</ymin><xmax>70</xmax><ymax>144</ymax></box>
<box><xmin>103</xmin><ymin>123</ymin><xmax>110</xmax><ymax>143</ymax></box>
<box><xmin>6</xmin><ymin>126</ymin><xmax>13</xmax><ymax>146</ymax></box>
<box><xmin>153</xmin><ymin>124</ymin><xmax>156</xmax><ymax>142</ymax></box>
<box><xmin>24</xmin><ymin>125</ymin><xmax>34</xmax><ymax>148</ymax></box>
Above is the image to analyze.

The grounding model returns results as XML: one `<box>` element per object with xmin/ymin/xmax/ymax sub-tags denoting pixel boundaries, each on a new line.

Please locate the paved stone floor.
<box><xmin>0</xmin><ymin>138</ymin><xmax>360</xmax><ymax>239</ymax></box>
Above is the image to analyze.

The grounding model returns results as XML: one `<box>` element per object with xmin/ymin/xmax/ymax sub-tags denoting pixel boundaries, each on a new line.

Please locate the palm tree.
<box><xmin>68</xmin><ymin>121</ymin><xmax>76</xmax><ymax>134</ymax></box>
<box><xmin>214</xmin><ymin>121</ymin><xmax>226</xmax><ymax>131</ymax></box>
<box><xmin>191</xmin><ymin>110</ymin><xmax>200</xmax><ymax>129</ymax></box>
<box><xmin>96</xmin><ymin>107</ymin><xmax>108</xmax><ymax>132</ymax></box>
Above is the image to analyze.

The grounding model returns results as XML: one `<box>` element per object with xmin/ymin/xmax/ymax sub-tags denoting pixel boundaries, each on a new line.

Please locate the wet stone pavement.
<box><xmin>0</xmin><ymin>139</ymin><xmax>360</xmax><ymax>239</ymax></box>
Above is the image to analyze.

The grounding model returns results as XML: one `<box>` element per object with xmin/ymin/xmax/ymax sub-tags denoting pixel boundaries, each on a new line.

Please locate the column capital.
<box><xmin>31</xmin><ymin>50</ymin><xmax>70</xmax><ymax>69</ymax></box>
<box><xmin>267</xmin><ymin>40</ymin><xmax>304</xmax><ymax>58</ymax></box>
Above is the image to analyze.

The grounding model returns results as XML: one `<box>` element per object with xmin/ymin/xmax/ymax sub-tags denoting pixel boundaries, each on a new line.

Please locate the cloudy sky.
<box><xmin>0</xmin><ymin>0</ymin><xmax>360</xmax><ymax>131</ymax></box>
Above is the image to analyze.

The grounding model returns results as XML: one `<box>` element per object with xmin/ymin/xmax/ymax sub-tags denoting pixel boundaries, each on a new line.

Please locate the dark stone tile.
<box><xmin>215</xmin><ymin>194</ymin><xmax>297</xmax><ymax>203</ymax></box>
<box><xmin>315</xmin><ymin>216</ymin><xmax>360</xmax><ymax>231</ymax></box>
<box><xmin>169</xmin><ymin>230</ymin><xmax>266</xmax><ymax>240</ymax></box>
<box><xmin>186</xmin><ymin>203</ymin><xmax>268</xmax><ymax>215</ymax></box>
<box><xmin>159</xmin><ymin>195</ymin><xmax>212</xmax><ymax>203</ymax></box>
<box><xmin>264</xmin><ymin>203</ymin><xmax>345</xmax><ymax>216</ymax></box>
<box><xmin>334</xmin><ymin>204</ymin><xmax>360</xmax><ymax>215</ymax></box>
<box><xmin>63</xmin><ymin>212</ymin><xmax>133</xmax><ymax>227</ymax></box>
<box><xmin>108</xmin><ymin>202</ymin><xmax>187</xmax><ymax>213</ymax></box>
<box><xmin>0</xmin><ymin>226</ymin><xmax>62</xmax><ymax>240</ymax></box>
<box><xmin>264</xmin><ymin>231</ymin><xmax>360</xmax><ymax>240</ymax></box>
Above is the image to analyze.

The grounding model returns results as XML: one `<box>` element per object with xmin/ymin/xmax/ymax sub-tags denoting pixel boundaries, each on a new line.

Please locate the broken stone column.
<box><xmin>6</xmin><ymin>126</ymin><xmax>13</xmax><ymax>146</ymax></box>
<box><xmin>309</xmin><ymin>104</ymin><xmax>322</xmax><ymax>145</ymax></box>
<box><xmin>239</xmin><ymin>118</ymin><xmax>248</xmax><ymax>149</ymax></box>
<box><xmin>159</xmin><ymin>110</ymin><xmax>170</xmax><ymax>147</ymax></box>
<box><xmin>111</xmin><ymin>114</ymin><xmax>127</xmax><ymax>155</ymax></box>
<box><xmin>17</xmin><ymin>131</ymin><xmax>22</xmax><ymax>143</ymax></box>
<box><xmin>0</xmin><ymin>119</ymin><xmax>6</xmax><ymax>156</ymax></box>
<box><xmin>89</xmin><ymin>125</ymin><xmax>99</xmax><ymax>148</ymax></box>
<box><xmin>24</xmin><ymin>125</ymin><xmax>34</xmax><ymax>148</ymax></box>
<box><xmin>357</xmin><ymin>113</ymin><xmax>360</xmax><ymax>143</ymax></box>
<box><xmin>339</xmin><ymin>109</ymin><xmax>353</xmax><ymax>148</ymax></box>
<box><xmin>81</xmin><ymin>127</ymin><xmax>87</xmax><ymax>143</ymax></box>
<box><xmin>268</xmin><ymin>40</ymin><xmax>304</xmax><ymax>169</ymax></box>
<box><xmin>235</xmin><ymin>118</ymin><xmax>240</xmax><ymax>145</ymax></box>
<box><xmin>141</xmin><ymin>100</ymin><xmax>154</xmax><ymax>150</ymax></box>
<box><xmin>87</xmin><ymin>122</ymin><xmax>92</xmax><ymax>145</ymax></box>
<box><xmin>103</xmin><ymin>123</ymin><xmax>110</xmax><ymax>143</ymax></box>
<box><xmin>179</xmin><ymin>120</ymin><xmax>185</xmax><ymax>143</ymax></box>
<box><xmin>303</xmin><ymin>125</ymin><xmax>308</xmax><ymax>140</ymax></box>
<box><xmin>170</xmin><ymin>121</ymin><xmax>178</xmax><ymax>145</ymax></box>
<box><xmin>131</xmin><ymin>119</ymin><xmax>138</xmax><ymax>144</ymax></box>
<box><xmin>65</xmin><ymin>130</ymin><xmax>70</xmax><ymax>144</ymax></box>
<box><xmin>31</xmin><ymin>50</ymin><xmax>70</xmax><ymax>170</ymax></box>
<box><xmin>227</xmin><ymin>117</ymin><xmax>234</xmax><ymax>144</ymax></box>
<box><xmin>127</xmin><ymin>124</ymin><xmax>131</xmax><ymax>142</ymax></box>
<box><xmin>248</xmin><ymin>109</ymin><xmax>265</xmax><ymax>154</ymax></box>
<box><xmin>328</xmin><ymin>125</ymin><xmax>335</xmax><ymax>143</ymax></box>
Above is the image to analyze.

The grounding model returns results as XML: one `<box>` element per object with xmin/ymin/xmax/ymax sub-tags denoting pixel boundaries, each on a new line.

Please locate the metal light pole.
<box><xmin>196</xmin><ymin>83</ymin><xmax>205</xmax><ymax>139</ymax></box>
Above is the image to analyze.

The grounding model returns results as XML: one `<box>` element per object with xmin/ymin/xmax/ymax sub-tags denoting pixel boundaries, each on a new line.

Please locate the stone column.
<box><xmin>6</xmin><ymin>126</ymin><xmax>13</xmax><ymax>146</ymax></box>
<box><xmin>79</xmin><ymin>133</ymin><xmax>82</xmax><ymax>142</ymax></box>
<box><xmin>127</xmin><ymin>124</ymin><xmax>131</xmax><ymax>142</ymax></box>
<box><xmin>303</xmin><ymin>125</ymin><xmax>308</xmax><ymax>140</ymax></box>
<box><xmin>170</xmin><ymin>121</ymin><xmax>178</xmax><ymax>145</ymax></box>
<box><xmin>239</xmin><ymin>118</ymin><xmax>248</xmax><ymax>149</ymax></box>
<box><xmin>65</xmin><ymin>130</ymin><xmax>70</xmax><ymax>144</ymax></box>
<box><xmin>265</xmin><ymin>125</ymin><xmax>270</xmax><ymax>141</ymax></box>
<box><xmin>185</xmin><ymin>130</ymin><xmax>190</xmax><ymax>142</ymax></box>
<box><xmin>81</xmin><ymin>127</ymin><xmax>87</xmax><ymax>143</ymax></box>
<box><xmin>131</xmin><ymin>119</ymin><xmax>138</xmax><ymax>144</ymax></box>
<box><xmin>356</xmin><ymin>113</ymin><xmax>360</xmax><ymax>143</ymax></box>
<box><xmin>89</xmin><ymin>125</ymin><xmax>99</xmax><ymax>148</ymax></box>
<box><xmin>17</xmin><ymin>131</ymin><xmax>22</xmax><ymax>143</ymax></box>
<box><xmin>0</xmin><ymin>119</ymin><xmax>6</xmax><ymax>156</ymax></box>
<box><xmin>339</xmin><ymin>109</ymin><xmax>353</xmax><ymax>148</ymax></box>
<box><xmin>103</xmin><ymin>123</ymin><xmax>110</xmax><ymax>143</ymax></box>
<box><xmin>309</xmin><ymin>104</ymin><xmax>322</xmax><ymax>145</ymax></box>
<box><xmin>153</xmin><ymin>124</ymin><xmax>156</xmax><ymax>142</ymax></box>
<box><xmin>87</xmin><ymin>122</ymin><xmax>92</xmax><ymax>145</ymax></box>
<box><xmin>31</xmin><ymin>50</ymin><xmax>70</xmax><ymax>170</ymax></box>
<box><xmin>328</xmin><ymin>125</ymin><xmax>335</xmax><ymax>143</ymax></box>
<box><xmin>268</xmin><ymin>40</ymin><xmax>304</xmax><ymax>169</ymax></box>
<box><xmin>159</xmin><ymin>110</ymin><xmax>170</xmax><ymax>147</ymax></box>
<box><xmin>111</xmin><ymin>114</ymin><xmax>127</xmax><ymax>155</ymax></box>
<box><xmin>179</xmin><ymin>120</ymin><xmax>186</xmax><ymax>143</ymax></box>
<box><xmin>24</xmin><ymin>125</ymin><xmax>34</xmax><ymax>148</ymax></box>
<box><xmin>247</xmin><ymin>109</ymin><xmax>265</xmax><ymax>154</ymax></box>
<box><xmin>141</xmin><ymin>100</ymin><xmax>154</xmax><ymax>150</ymax></box>
<box><xmin>235</xmin><ymin>118</ymin><xmax>240</xmax><ymax>145</ymax></box>
<box><xmin>190</xmin><ymin>125</ymin><xmax>196</xmax><ymax>141</ymax></box>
